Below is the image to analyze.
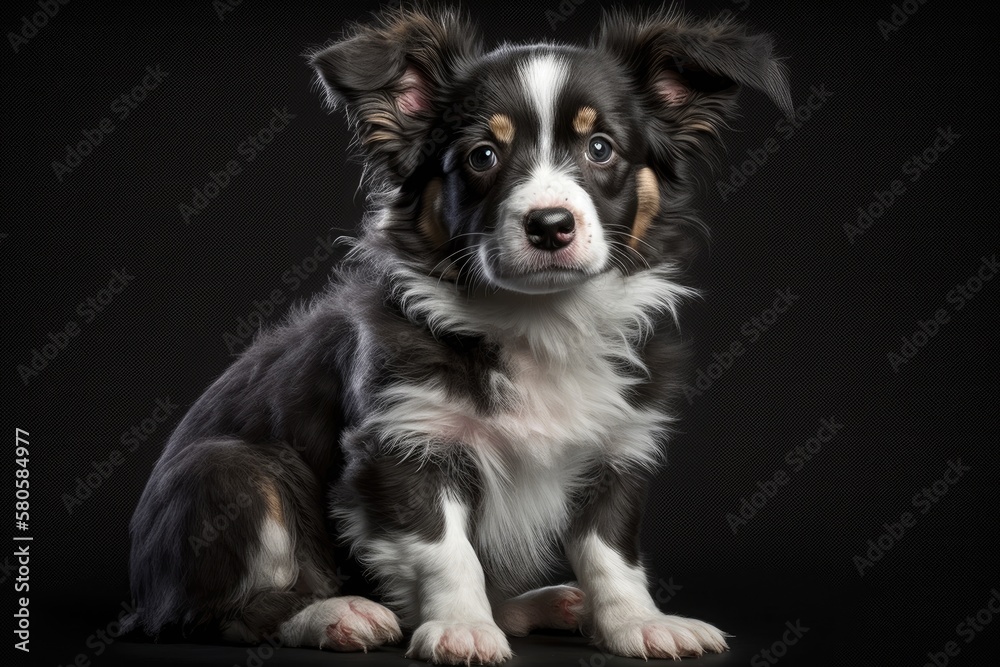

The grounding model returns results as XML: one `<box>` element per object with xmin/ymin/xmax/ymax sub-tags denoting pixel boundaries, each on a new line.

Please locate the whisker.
<box><xmin>607</xmin><ymin>241</ymin><xmax>646</xmax><ymax>271</ymax></box>
<box><xmin>428</xmin><ymin>231</ymin><xmax>490</xmax><ymax>254</ymax></box>
<box><xmin>454</xmin><ymin>249</ymin><xmax>481</xmax><ymax>290</ymax></box>
<box><xmin>429</xmin><ymin>246</ymin><xmax>477</xmax><ymax>280</ymax></box>
<box><xmin>446</xmin><ymin>232</ymin><xmax>490</xmax><ymax>241</ymax></box>
<box><xmin>452</xmin><ymin>253</ymin><xmax>475</xmax><ymax>294</ymax></box>
<box><xmin>606</xmin><ymin>234</ymin><xmax>653</xmax><ymax>271</ymax></box>
<box><xmin>604</xmin><ymin>223</ymin><xmax>659</xmax><ymax>254</ymax></box>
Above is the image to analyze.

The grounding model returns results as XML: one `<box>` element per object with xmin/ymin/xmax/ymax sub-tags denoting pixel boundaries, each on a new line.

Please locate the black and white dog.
<box><xmin>127</xmin><ymin>6</ymin><xmax>790</xmax><ymax>664</ymax></box>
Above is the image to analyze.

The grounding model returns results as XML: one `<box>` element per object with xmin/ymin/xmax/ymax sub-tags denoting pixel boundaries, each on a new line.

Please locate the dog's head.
<box><xmin>310</xmin><ymin>7</ymin><xmax>790</xmax><ymax>294</ymax></box>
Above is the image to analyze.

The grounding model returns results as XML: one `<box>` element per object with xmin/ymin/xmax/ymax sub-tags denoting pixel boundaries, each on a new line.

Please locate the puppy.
<box><xmin>126</xmin><ymin>6</ymin><xmax>790</xmax><ymax>664</ymax></box>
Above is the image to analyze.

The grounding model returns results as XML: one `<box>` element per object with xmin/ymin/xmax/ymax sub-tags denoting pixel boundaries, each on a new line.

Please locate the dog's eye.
<box><xmin>468</xmin><ymin>145</ymin><xmax>498</xmax><ymax>171</ymax></box>
<box><xmin>587</xmin><ymin>134</ymin><xmax>614</xmax><ymax>164</ymax></box>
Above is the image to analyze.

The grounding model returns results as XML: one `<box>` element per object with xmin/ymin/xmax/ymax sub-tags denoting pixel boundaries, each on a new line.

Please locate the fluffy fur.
<box><xmin>125</xmin><ymin>5</ymin><xmax>789</xmax><ymax>664</ymax></box>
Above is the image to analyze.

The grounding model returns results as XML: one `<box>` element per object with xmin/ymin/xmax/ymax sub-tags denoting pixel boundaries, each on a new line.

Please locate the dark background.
<box><xmin>5</xmin><ymin>1</ymin><xmax>997</xmax><ymax>665</ymax></box>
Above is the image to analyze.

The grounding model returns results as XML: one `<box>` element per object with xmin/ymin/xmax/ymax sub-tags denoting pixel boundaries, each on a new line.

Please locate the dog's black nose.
<box><xmin>524</xmin><ymin>207</ymin><xmax>576</xmax><ymax>250</ymax></box>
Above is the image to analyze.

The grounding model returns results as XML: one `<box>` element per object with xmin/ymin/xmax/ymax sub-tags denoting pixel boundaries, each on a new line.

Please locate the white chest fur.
<box><xmin>360</xmin><ymin>268</ymin><xmax>694</xmax><ymax>590</ymax></box>
<box><xmin>369</xmin><ymin>341</ymin><xmax>667</xmax><ymax>592</ymax></box>
<box><xmin>379</xmin><ymin>265</ymin><xmax>693</xmax><ymax>457</ymax></box>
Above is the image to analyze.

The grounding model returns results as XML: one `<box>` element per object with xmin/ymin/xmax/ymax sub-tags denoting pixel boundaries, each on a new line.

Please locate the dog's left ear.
<box><xmin>596</xmin><ymin>9</ymin><xmax>792</xmax><ymax>170</ymax></box>
<box><xmin>309</xmin><ymin>8</ymin><xmax>482</xmax><ymax>182</ymax></box>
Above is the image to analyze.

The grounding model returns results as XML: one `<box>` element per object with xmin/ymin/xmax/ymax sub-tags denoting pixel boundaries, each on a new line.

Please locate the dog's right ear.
<box><xmin>309</xmin><ymin>7</ymin><xmax>482</xmax><ymax>182</ymax></box>
<box><xmin>595</xmin><ymin>8</ymin><xmax>791</xmax><ymax>177</ymax></box>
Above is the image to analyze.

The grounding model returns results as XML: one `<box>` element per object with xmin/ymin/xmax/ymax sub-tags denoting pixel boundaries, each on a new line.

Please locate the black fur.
<box><xmin>568</xmin><ymin>463</ymin><xmax>650</xmax><ymax>566</ymax></box>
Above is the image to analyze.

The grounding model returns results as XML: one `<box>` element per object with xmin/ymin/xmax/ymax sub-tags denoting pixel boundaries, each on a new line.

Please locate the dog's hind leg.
<box><xmin>221</xmin><ymin>493</ymin><xmax>402</xmax><ymax>651</ymax></box>
<box><xmin>129</xmin><ymin>438</ymin><xmax>400</xmax><ymax>651</ymax></box>
<box><xmin>493</xmin><ymin>585</ymin><xmax>587</xmax><ymax>637</ymax></box>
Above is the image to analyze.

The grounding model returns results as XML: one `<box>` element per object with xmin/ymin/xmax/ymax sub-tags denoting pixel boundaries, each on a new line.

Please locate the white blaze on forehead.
<box><xmin>518</xmin><ymin>53</ymin><xmax>569</xmax><ymax>160</ymax></box>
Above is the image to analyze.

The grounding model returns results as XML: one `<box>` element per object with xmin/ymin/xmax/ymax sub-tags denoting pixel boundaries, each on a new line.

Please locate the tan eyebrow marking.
<box><xmin>573</xmin><ymin>106</ymin><xmax>598</xmax><ymax>135</ymax></box>
<box><xmin>629</xmin><ymin>167</ymin><xmax>660</xmax><ymax>250</ymax></box>
<box><xmin>488</xmin><ymin>113</ymin><xmax>515</xmax><ymax>145</ymax></box>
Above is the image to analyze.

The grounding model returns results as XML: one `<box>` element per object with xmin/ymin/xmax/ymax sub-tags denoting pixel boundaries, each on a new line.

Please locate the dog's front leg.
<box><xmin>343</xmin><ymin>445</ymin><xmax>512</xmax><ymax>664</ymax></box>
<box><xmin>399</xmin><ymin>494</ymin><xmax>511</xmax><ymax>665</ymax></box>
<box><xmin>566</xmin><ymin>467</ymin><xmax>728</xmax><ymax>659</ymax></box>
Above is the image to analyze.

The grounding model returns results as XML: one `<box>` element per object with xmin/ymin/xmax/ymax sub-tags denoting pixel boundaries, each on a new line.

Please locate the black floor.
<box><xmin>105</xmin><ymin>633</ymin><xmax>732</xmax><ymax>667</ymax></box>
<box><xmin>97</xmin><ymin>628</ymin><xmax>806</xmax><ymax>667</ymax></box>
<box><xmin>24</xmin><ymin>579</ymin><xmax>1000</xmax><ymax>667</ymax></box>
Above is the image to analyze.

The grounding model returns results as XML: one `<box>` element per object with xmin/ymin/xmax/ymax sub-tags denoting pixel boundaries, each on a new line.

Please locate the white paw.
<box><xmin>322</xmin><ymin>596</ymin><xmax>403</xmax><ymax>651</ymax></box>
<box><xmin>597</xmin><ymin>613</ymin><xmax>728</xmax><ymax>659</ymax></box>
<box><xmin>495</xmin><ymin>585</ymin><xmax>586</xmax><ymax>636</ymax></box>
<box><xmin>407</xmin><ymin>620</ymin><xmax>513</xmax><ymax>665</ymax></box>
<box><xmin>281</xmin><ymin>595</ymin><xmax>402</xmax><ymax>651</ymax></box>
